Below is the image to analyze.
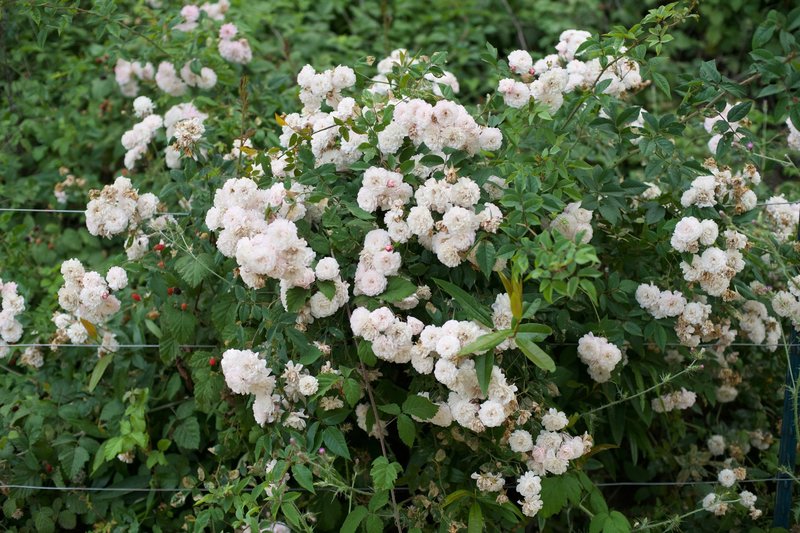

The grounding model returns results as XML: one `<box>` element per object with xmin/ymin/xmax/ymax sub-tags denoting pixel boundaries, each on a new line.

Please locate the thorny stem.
<box><xmin>344</xmin><ymin>306</ymin><xmax>403</xmax><ymax>532</ymax></box>
<box><xmin>358</xmin><ymin>364</ymin><xmax>403</xmax><ymax>532</ymax></box>
<box><xmin>583</xmin><ymin>357</ymin><xmax>702</xmax><ymax>418</ymax></box>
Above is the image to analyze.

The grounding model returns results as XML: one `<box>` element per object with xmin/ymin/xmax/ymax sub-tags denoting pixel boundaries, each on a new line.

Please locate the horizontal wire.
<box><xmin>6</xmin><ymin>343</ymin><xmax>216</xmax><ymax>349</ymax></box>
<box><xmin>3</xmin><ymin>341</ymin><xmax>799</xmax><ymax>350</ymax></box>
<box><xmin>0</xmin><ymin>208</ymin><xmax>190</xmax><ymax>216</ymax></box>
<box><xmin>595</xmin><ymin>477</ymin><xmax>781</xmax><ymax>487</ymax></box>
<box><xmin>0</xmin><ymin>477</ymin><xmax>785</xmax><ymax>495</ymax></box>
<box><xmin>0</xmin><ymin>201</ymin><xmax>799</xmax><ymax>216</ymax></box>
<box><xmin>3</xmin><ymin>342</ymin><xmax>799</xmax><ymax>350</ymax></box>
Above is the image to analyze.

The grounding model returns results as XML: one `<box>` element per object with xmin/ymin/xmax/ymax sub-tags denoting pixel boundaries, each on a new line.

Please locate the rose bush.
<box><xmin>3</xmin><ymin>1</ymin><xmax>800</xmax><ymax>532</ymax></box>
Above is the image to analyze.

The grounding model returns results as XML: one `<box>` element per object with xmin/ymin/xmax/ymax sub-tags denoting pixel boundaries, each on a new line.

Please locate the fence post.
<box><xmin>774</xmin><ymin>212</ymin><xmax>800</xmax><ymax>528</ymax></box>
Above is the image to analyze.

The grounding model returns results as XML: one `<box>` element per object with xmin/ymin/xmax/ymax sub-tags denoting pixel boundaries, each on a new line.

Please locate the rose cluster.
<box><xmin>498</xmin><ymin>29</ymin><xmax>646</xmax><ymax>111</ymax></box>
<box><xmin>576</xmin><ymin>333</ymin><xmax>623</xmax><ymax>383</ymax></box>
<box><xmin>0</xmin><ymin>278</ymin><xmax>25</xmax><ymax>356</ymax></box>
<box><xmin>52</xmin><ymin>260</ymin><xmax>127</xmax><ymax>356</ymax></box>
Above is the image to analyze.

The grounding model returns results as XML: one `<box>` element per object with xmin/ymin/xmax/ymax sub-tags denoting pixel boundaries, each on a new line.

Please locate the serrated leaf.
<box><xmin>397</xmin><ymin>414</ymin><xmax>415</xmax><ymax>447</ymax></box>
<box><xmin>540</xmin><ymin>474</ymin><xmax>582</xmax><ymax>518</ymax></box>
<box><xmin>174</xmin><ymin>253</ymin><xmax>213</xmax><ymax>288</ymax></box>
<box><xmin>291</xmin><ymin>463</ymin><xmax>315</xmax><ymax>493</ymax></box>
<box><xmin>322</xmin><ymin>427</ymin><xmax>350</xmax><ymax>459</ymax></box>
<box><xmin>516</xmin><ymin>335</ymin><xmax>556</xmax><ymax>372</ymax></box>
<box><xmin>458</xmin><ymin>329</ymin><xmax>512</xmax><ymax>356</ymax></box>
<box><xmin>365</xmin><ymin>515</ymin><xmax>384</xmax><ymax>533</ymax></box>
<box><xmin>369</xmin><ymin>490</ymin><xmax>390</xmax><ymax>512</ymax></box>
<box><xmin>402</xmin><ymin>395</ymin><xmax>438</xmax><ymax>420</ymax></box>
<box><xmin>474</xmin><ymin>351</ymin><xmax>494</xmax><ymax>396</ymax></box>
<box><xmin>285</xmin><ymin>287</ymin><xmax>310</xmax><ymax>313</ymax></box>
<box><xmin>343</xmin><ymin>378</ymin><xmax>361</xmax><ymax>407</ymax></box>
<box><xmin>379</xmin><ymin>403</ymin><xmax>401</xmax><ymax>415</ymax></box>
<box><xmin>370</xmin><ymin>456</ymin><xmax>402</xmax><ymax>490</ymax></box>
<box><xmin>173</xmin><ymin>417</ymin><xmax>200</xmax><ymax>450</ymax></box>
<box><xmin>433</xmin><ymin>278</ymin><xmax>493</xmax><ymax>327</ymax></box>
<box><xmin>61</xmin><ymin>446</ymin><xmax>89</xmax><ymax>480</ymax></box>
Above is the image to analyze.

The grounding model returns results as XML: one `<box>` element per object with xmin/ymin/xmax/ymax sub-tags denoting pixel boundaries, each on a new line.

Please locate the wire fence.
<box><xmin>1</xmin><ymin>201</ymin><xmax>799</xmax><ymax>217</ymax></box>
<box><xmin>0</xmin><ymin>208</ymin><xmax>190</xmax><ymax>216</ymax></box>
<box><xmin>0</xmin><ymin>476</ymin><xmax>788</xmax><ymax>495</ymax></box>
<box><xmin>4</xmin><ymin>341</ymin><xmax>800</xmax><ymax>351</ymax></box>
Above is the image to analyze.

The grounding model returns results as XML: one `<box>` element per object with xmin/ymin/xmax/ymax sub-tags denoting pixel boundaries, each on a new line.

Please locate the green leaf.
<box><xmin>358</xmin><ymin>340</ymin><xmax>378</xmax><ymax>366</ymax></box>
<box><xmin>397</xmin><ymin>414</ymin><xmax>415</xmax><ymax>447</ymax></box>
<box><xmin>174</xmin><ymin>253</ymin><xmax>214</xmax><ymax>288</ymax></box>
<box><xmin>173</xmin><ymin>417</ymin><xmax>201</xmax><ymax>450</ymax></box>
<box><xmin>291</xmin><ymin>463</ymin><xmax>315</xmax><ymax>493</ymax></box>
<box><xmin>369</xmin><ymin>490</ymin><xmax>390</xmax><ymax>512</ymax></box>
<box><xmin>590</xmin><ymin>510</ymin><xmax>632</xmax><ymax>533</ymax></box>
<box><xmin>651</xmin><ymin>72</ymin><xmax>670</xmax><ymax>98</ymax></box>
<box><xmin>365</xmin><ymin>515</ymin><xmax>384</xmax><ymax>533</ymax></box>
<box><xmin>433</xmin><ymin>278</ymin><xmax>493</xmax><ymax>327</ymax></box>
<box><xmin>58</xmin><ymin>510</ymin><xmax>77</xmax><ymax>530</ymax></box>
<box><xmin>61</xmin><ymin>446</ymin><xmax>89</xmax><ymax>480</ymax></box>
<box><xmin>516</xmin><ymin>334</ymin><xmax>556</xmax><ymax>372</ymax></box>
<box><xmin>442</xmin><ymin>489</ymin><xmax>471</xmax><ymax>508</ymax></box>
<box><xmin>379</xmin><ymin>403</ymin><xmax>401</xmax><ymax>415</ymax></box>
<box><xmin>322</xmin><ymin>427</ymin><xmax>350</xmax><ymax>459</ymax></box>
<box><xmin>380</xmin><ymin>276</ymin><xmax>417</xmax><ymax>302</ymax></box>
<box><xmin>88</xmin><ymin>353</ymin><xmax>114</xmax><ymax>392</ymax></box>
<box><xmin>317</xmin><ymin>280</ymin><xmax>336</xmax><ymax>300</ymax></box>
<box><xmin>370</xmin><ymin>456</ymin><xmax>402</xmax><ymax>490</ymax></box>
<box><xmin>475</xmin><ymin>241</ymin><xmax>496</xmax><ymax>278</ymax></box>
<box><xmin>345</xmin><ymin>203</ymin><xmax>375</xmax><ymax>220</ymax></box>
<box><xmin>402</xmin><ymin>395</ymin><xmax>438</xmax><ymax>420</ymax></box>
<box><xmin>34</xmin><ymin>508</ymin><xmax>55</xmax><ymax>533</ymax></box>
<box><xmin>285</xmin><ymin>287</ymin><xmax>310</xmax><ymax>313</ymax></box>
<box><xmin>458</xmin><ymin>329</ymin><xmax>512</xmax><ymax>356</ymax></box>
<box><xmin>340</xmin><ymin>506</ymin><xmax>369</xmax><ymax>533</ymax></box>
<box><xmin>605</xmin><ymin>511</ymin><xmax>632</xmax><ymax>533</ymax></box>
<box><xmin>699</xmin><ymin>60</ymin><xmax>721</xmax><ymax>83</ymax></box>
<box><xmin>343</xmin><ymin>378</ymin><xmax>361</xmax><ymax>407</ymax></box>
<box><xmin>726</xmin><ymin>101</ymin><xmax>751</xmax><ymax>123</ymax></box>
<box><xmin>645</xmin><ymin>204</ymin><xmax>665</xmax><ymax>225</ymax></box>
<box><xmin>474</xmin><ymin>352</ymin><xmax>494</xmax><ymax>396</ymax></box>
<box><xmin>515</xmin><ymin>323</ymin><xmax>552</xmax><ymax>339</ymax></box>
<box><xmin>281</xmin><ymin>501</ymin><xmax>302</xmax><ymax>528</ymax></box>
<box><xmin>468</xmin><ymin>502</ymin><xmax>484</xmax><ymax>533</ymax></box>
<box><xmin>161</xmin><ymin>304</ymin><xmax>197</xmax><ymax>343</ymax></box>
<box><xmin>752</xmin><ymin>22</ymin><xmax>775</xmax><ymax>49</ymax></box>
<box><xmin>540</xmin><ymin>474</ymin><xmax>582</xmax><ymax>518</ymax></box>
